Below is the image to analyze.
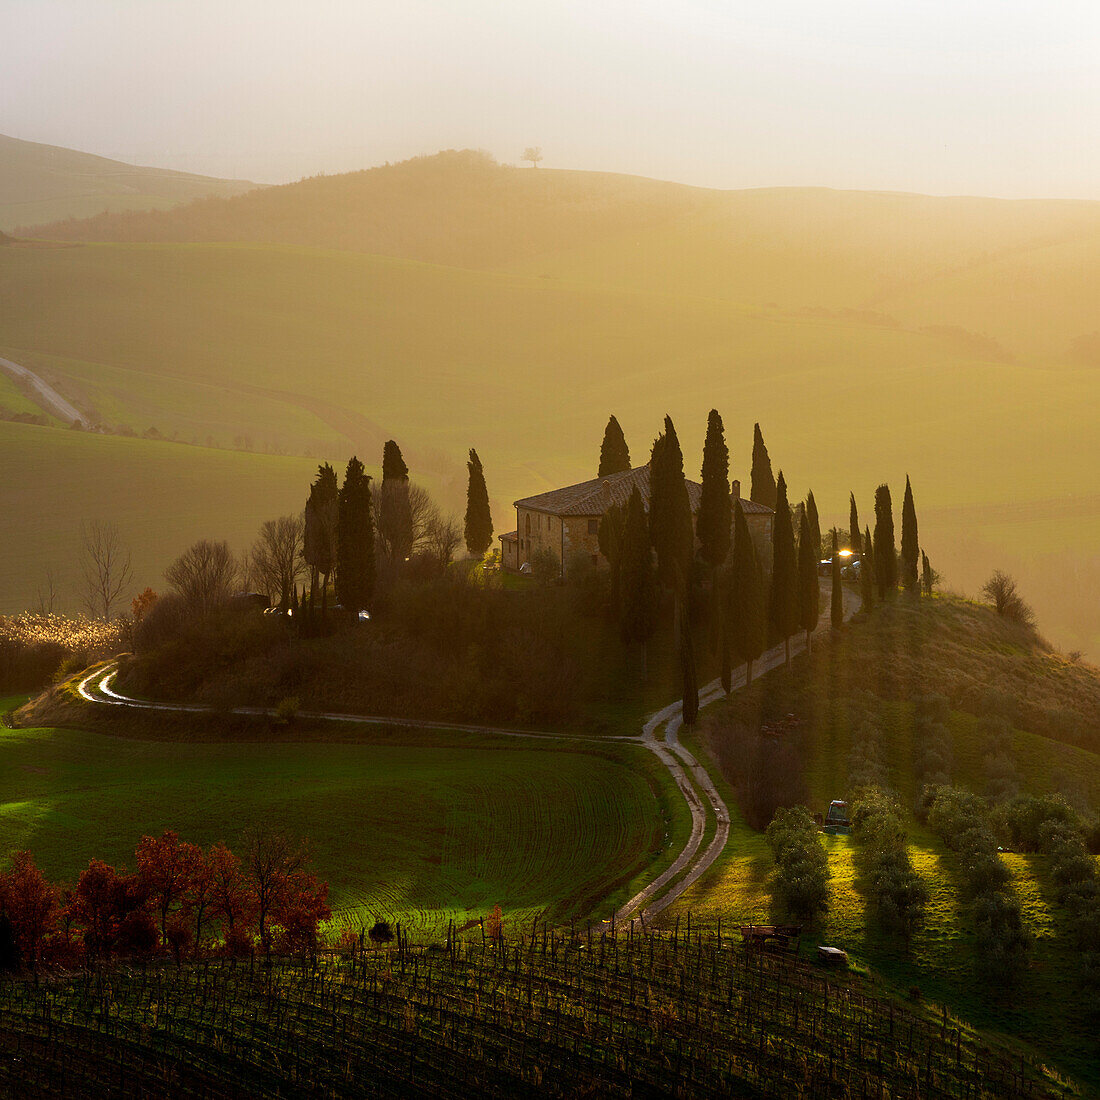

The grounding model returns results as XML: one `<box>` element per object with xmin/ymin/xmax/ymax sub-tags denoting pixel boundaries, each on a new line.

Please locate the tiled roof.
<box><xmin>499</xmin><ymin>530</ymin><xmax>518</xmax><ymax>542</ymax></box>
<box><xmin>513</xmin><ymin>465</ymin><xmax>772</xmax><ymax>517</ymax></box>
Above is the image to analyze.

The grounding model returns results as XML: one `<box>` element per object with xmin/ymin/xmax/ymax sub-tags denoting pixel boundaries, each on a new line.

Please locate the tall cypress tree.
<box><xmin>750</xmin><ymin>423</ymin><xmax>778</xmax><ymax>510</ymax></box>
<box><xmin>598</xmin><ymin>415</ymin><xmax>631</xmax><ymax>476</ymax></box>
<box><xmin>304</xmin><ymin>463</ymin><xmax>338</xmax><ymax>624</ymax></box>
<box><xmin>873</xmin><ymin>483</ymin><xmax>898</xmax><ymax>599</ymax></box>
<box><xmin>797</xmin><ymin>509</ymin><xmax>820</xmax><ymax>652</ymax></box>
<box><xmin>725</xmin><ymin>498</ymin><xmax>767</xmax><ymax>687</ymax></box>
<box><xmin>597</xmin><ymin>502</ymin><xmax>627</xmax><ymax>613</ymax></box>
<box><xmin>831</xmin><ymin>531</ymin><xmax>844</xmax><ymax>628</ymax></box>
<box><xmin>464</xmin><ymin>449</ymin><xmax>493</xmax><ymax>557</ymax></box>
<box><xmin>378</xmin><ymin>440</ymin><xmax>413</xmax><ymax>567</ymax></box>
<box><xmin>805</xmin><ymin>490</ymin><xmax>822</xmax><ymax>564</ymax></box>
<box><xmin>849</xmin><ymin>493</ymin><xmax>861</xmax><ymax>554</ymax></box>
<box><xmin>336</xmin><ymin>456</ymin><xmax>375</xmax><ymax>612</ymax></box>
<box><xmin>648</xmin><ymin>416</ymin><xmax>694</xmax><ymax>593</ymax></box>
<box><xmin>921</xmin><ymin>551</ymin><xmax>935</xmax><ymax>597</ymax></box>
<box><xmin>860</xmin><ymin>525</ymin><xmax>876</xmax><ymax>610</ymax></box>
<box><xmin>900</xmin><ymin>474</ymin><xmax>920</xmax><ymax>594</ymax></box>
<box><xmin>698</xmin><ymin>409</ymin><xmax>731</xmax><ymax>568</ymax></box>
<box><xmin>619</xmin><ymin>487</ymin><xmax>657</xmax><ymax>672</ymax></box>
<box><xmin>770</xmin><ymin>471</ymin><xmax>799</xmax><ymax>664</ymax></box>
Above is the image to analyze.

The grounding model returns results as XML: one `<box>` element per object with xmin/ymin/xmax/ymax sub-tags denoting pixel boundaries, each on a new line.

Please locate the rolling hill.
<box><xmin>0</xmin><ymin>132</ymin><xmax>257</xmax><ymax>232</ymax></box>
<box><xmin>4</xmin><ymin>152</ymin><xmax>1098</xmax><ymax>657</ymax></box>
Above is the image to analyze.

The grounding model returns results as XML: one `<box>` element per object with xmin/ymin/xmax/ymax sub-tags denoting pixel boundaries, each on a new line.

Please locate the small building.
<box><xmin>499</xmin><ymin>464</ymin><xmax>773</xmax><ymax>575</ymax></box>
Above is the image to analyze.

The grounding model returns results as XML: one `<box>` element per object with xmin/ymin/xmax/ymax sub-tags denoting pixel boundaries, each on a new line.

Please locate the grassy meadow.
<box><xmin>1</xmin><ymin>217</ymin><xmax>1098</xmax><ymax>655</ymax></box>
<box><xmin>0</xmin><ymin>718</ymin><xmax>683</xmax><ymax>939</ymax></box>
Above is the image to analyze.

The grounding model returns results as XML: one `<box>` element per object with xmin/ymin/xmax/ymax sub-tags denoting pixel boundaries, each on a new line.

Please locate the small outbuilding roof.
<box><xmin>513</xmin><ymin>464</ymin><xmax>773</xmax><ymax>518</ymax></box>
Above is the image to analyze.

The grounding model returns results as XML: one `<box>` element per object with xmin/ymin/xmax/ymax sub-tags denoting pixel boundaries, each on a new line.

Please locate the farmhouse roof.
<box><xmin>514</xmin><ymin>464</ymin><xmax>772</xmax><ymax>517</ymax></box>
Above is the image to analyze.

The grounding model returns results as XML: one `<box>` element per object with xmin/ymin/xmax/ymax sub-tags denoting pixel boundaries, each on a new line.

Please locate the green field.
<box><xmin>0</xmin><ymin>720</ymin><xmax>681</xmax><ymax>938</ymax></box>
<box><xmin>3</xmin><ymin>156</ymin><xmax>1098</xmax><ymax>656</ymax></box>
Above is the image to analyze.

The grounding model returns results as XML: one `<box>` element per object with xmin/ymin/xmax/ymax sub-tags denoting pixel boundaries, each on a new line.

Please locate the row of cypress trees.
<box><xmin>597</xmin><ymin>413</ymin><xmax>930</xmax><ymax>726</ymax></box>
<box><xmin>295</xmin><ymin>441</ymin><xmax>495</xmax><ymax>626</ymax></box>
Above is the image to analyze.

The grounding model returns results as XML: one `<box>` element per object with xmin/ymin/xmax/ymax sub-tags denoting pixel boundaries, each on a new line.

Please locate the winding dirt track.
<box><xmin>74</xmin><ymin>581</ymin><xmax>859</xmax><ymax>926</ymax></box>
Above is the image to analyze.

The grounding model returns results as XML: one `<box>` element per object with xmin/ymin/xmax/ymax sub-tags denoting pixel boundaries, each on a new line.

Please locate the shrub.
<box><xmin>273</xmin><ymin>696</ymin><xmax>300</xmax><ymax>725</ymax></box>
<box><xmin>765</xmin><ymin>806</ymin><xmax>830</xmax><ymax>923</ymax></box>
<box><xmin>530</xmin><ymin>546</ymin><xmax>561</xmax><ymax>586</ymax></box>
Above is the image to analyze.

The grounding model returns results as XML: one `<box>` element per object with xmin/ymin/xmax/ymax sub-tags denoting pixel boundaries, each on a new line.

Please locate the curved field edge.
<box><xmin>0</xmin><ymin>718</ymin><xmax>691</xmax><ymax>941</ymax></box>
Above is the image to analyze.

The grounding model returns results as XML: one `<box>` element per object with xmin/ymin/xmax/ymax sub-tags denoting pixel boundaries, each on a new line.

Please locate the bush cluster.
<box><xmin>765</xmin><ymin>806</ymin><xmax>830</xmax><ymax>924</ymax></box>
<box><xmin>0</xmin><ymin>829</ymin><xmax>329</xmax><ymax>973</ymax></box>
<box><xmin>925</xmin><ymin>786</ymin><xmax>1030</xmax><ymax>985</ymax></box>
<box><xmin>0</xmin><ymin>613</ymin><xmax>123</xmax><ymax>693</ymax></box>
<box><xmin>850</xmin><ymin>788</ymin><xmax>929</xmax><ymax>941</ymax></box>
<box><xmin>995</xmin><ymin>795</ymin><xmax>1100</xmax><ymax>1008</ymax></box>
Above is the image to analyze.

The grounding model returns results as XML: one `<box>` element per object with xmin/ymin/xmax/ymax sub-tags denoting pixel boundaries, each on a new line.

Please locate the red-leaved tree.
<box><xmin>0</xmin><ymin>851</ymin><xmax>59</xmax><ymax>969</ymax></box>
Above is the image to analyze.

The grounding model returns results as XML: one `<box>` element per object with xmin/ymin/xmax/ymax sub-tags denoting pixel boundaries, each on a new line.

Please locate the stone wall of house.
<box><xmin>562</xmin><ymin>515</ymin><xmax>601</xmax><ymax>566</ymax></box>
<box><xmin>746</xmin><ymin>513</ymin><xmax>773</xmax><ymax>577</ymax></box>
<box><xmin>517</xmin><ymin>508</ymin><xmax>564</xmax><ymax>569</ymax></box>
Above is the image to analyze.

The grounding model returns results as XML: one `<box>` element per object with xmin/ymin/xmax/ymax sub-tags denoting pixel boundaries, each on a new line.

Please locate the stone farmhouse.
<box><xmin>499</xmin><ymin>464</ymin><xmax>773</xmax><ymax>575</ymax></box>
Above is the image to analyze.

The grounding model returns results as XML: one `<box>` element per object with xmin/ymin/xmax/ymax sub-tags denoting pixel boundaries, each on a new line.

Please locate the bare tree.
<box><xmin>247</xmin><ymin>514</ymin><xmax>305</xmax><ymax>607</ymax></box>
<box><xmin>80</xmin><ymin>520</ymin><xmax>133</xmax><ymax>619</ymax></box>
<box><xmin>373</xmin><ymin>481</ymin><xmax>440</xmax><ymax>562</ymax></box>
<box><xmin>241</xmin><ymin>825</ymin><xmax>307</xmax><ymax>953</ymax></box>
<box><xmin>164</xmin><ymin>539</ymin><xmax>239</xmax><ymax>618</ymax></box>
<box><xmin>35</xmin><ymin>567</ymin><xmax>58</xmax><ymax>614</ymax></box>
<box><xmin>424</xmin><ymin>513</ymin><xmax>462</xmax><ymax>572</ymax></box>
<box><xmin>522</xmin><ymin>146</ymin><xmax>543</xmax><ymax>168</ymax></box>
<box><xmin>980</xmin><ymin>570</ymin><xmax>1035</xmax><ymax>626</ymax></box>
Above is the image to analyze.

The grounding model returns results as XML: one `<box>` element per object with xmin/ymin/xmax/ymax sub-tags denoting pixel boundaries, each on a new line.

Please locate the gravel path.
<box><xmin>0</xmin><ymin>354</ymin><xmax>88</xmax><ymax>426</ymax></box>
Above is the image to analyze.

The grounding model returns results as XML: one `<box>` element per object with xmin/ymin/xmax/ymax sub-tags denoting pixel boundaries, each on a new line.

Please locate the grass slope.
<box><xmin>0</xmin><ymin>132</ymin><xmax>257</xmax><ymax>233</ymax></box>
<box><xmin>1</xmin><ymin>236</ymin><xmax>1097</xmax><ymax>654</ymax></box>
<box><xmin>0</xmin><ymin>421</ymin><xmax>318</xmax><ymax>616</ymax></box>
<box><xmin>655</xmin><ymin>596</ymin><xmax>1100</xmax><ymax>1086</ymax></box>
<box><xmin>0</xmin><ymin>720</ymin><xmax>681</xmax><ymax>938</ymax></box>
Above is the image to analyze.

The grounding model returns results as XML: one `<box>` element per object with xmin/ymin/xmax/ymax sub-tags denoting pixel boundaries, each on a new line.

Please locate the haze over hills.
<box><xmin>4</xmin><ymin>151</ymin><xmax>1098</xmax><ymax>658</ymax></box>
<box><xmin>0</xmin><ymin>132</ymin><xmax>257</xmax><ymax>233</ymax></box>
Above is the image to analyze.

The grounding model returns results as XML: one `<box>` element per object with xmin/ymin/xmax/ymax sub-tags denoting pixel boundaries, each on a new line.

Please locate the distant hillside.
<box><xmin>0</xmin><ymin>132</ymin><xmax>258</xmax><ymax>232</ymax></box>
<box><xmin>28</xmin><ymin>149</ymin><xmax>1100</xmax><ymax>363</ymax></box>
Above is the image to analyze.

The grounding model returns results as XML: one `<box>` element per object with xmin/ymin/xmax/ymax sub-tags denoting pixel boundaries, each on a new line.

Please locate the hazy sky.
<box><xmin>3</xmin><ymin>0</ymin><xmax>1098</xmax><ymax>197</ymax></box>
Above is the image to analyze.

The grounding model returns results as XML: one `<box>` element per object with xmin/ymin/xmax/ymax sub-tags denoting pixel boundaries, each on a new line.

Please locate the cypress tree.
<box><xmin>336</xmin><ymin>456</ymin><xmax>375</xmax><ymax>612</ymax></box>
<box><xmin>901</xmin><ymin>474</ymin><xmax>920</xmax><ymax>594</ymax></box>
<box><xmin>831</xmin><ymin>531</ymin><xmax>844</xmax><ymax>628</ymax></box>
<box><xmin>648</xmin><ymin>416</ymin><xmax>694</xmax><ymax>593</ymax></box>
<box><xmin>464</xmin><ymin>449</ymin><xmax>493</xmax><ymax>557</ymax></box>
<box><xmin>750</xmin><ymin>423</ymin><xmax>778</xmax><ymax>510</ymax></box>
<box><xmin>680</xmin><ymin>597</ymin><xmax>699</xmax><ymax>726</ymax></box>
<box><xmin>921</xmin><ymin>551</ymin><xmax>935</xmax><ymax>597</ymax></box>
<box><xmin>849</xmin><ymin>493</ymin><xmax>861</xmax><ymax>554</ymax></box>
<box><xmin>805</xmin><ymin>490</ymin><xmax>822</xmax><ymax>565</ymax></box>
<box><xmin>304</xmin><ymin>463</ymin><xmax>338</xmax><ymax>623</ymax></box>
<box><xmin>769</xmin><ymin>471</ymin><xmax>799</xmax><ymax>664</ymax></box>
<box><xmin>860</xmin><ymin>525</ymin><xmax>876</xmax><ymax>610</ymax></box>
<box><xmin>598</xmin><ymin>415</ymin><xmax>631</xmax><ymax>476</ymax></box>
<box><xmin>725</xmin><ymin>498</ymin><xmax>766</xmax><ymax>688</ymax></box>
<box><xmin>619</xmin><ymin>487</ymin><xmax>657</xmax><ymax>672</ymax></box>
<box><xmin>797</xmin><ymin>509</ymin><xmax>820</xmax><ymax>652</ymax></box>
<box><xmin>378</xmin><ymin>440</ymin><xmax>413</xmax><ymax>567</ymax></box>
<box><xmin>698</xmin><ymin>409</ymin><xmax>731</xmax><ymax>567</ymax></box>
<box><xmin>597</xmin><ymin>502</ymin><xmax>627</xmax><ymax>613</ymax></box>
<box><xmin>873</xmin><ymin>483</ymin><xmax>898</xmax><ymax>599</ymax></box>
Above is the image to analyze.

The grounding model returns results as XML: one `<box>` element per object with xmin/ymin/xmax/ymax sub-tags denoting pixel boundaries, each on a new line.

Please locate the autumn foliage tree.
<box><xmin>0</xmin><ymin>851</ymin><xmax>58</xmax><ymax>969</ymax></box>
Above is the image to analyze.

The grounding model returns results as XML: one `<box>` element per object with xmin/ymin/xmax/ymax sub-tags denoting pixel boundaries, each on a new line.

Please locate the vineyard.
<box><xmin>0</xmin><ymin>929</ymin><xmax>1073</xmax><ymax>1099</ymax></box>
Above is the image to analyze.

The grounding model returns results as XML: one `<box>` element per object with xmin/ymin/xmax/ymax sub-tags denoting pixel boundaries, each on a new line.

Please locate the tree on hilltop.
<box><xmin>860</xmin><ymin>525</ymin><xmax>876</xmax><ymax>610</ymax></box>
<box><xmin>901</xmin><ymin>474</ymin><xmax>920</xmax><ymax>595</ymax></box>
<box><xmin>849</xmin><ymin>493</ymin><xmax>861</xmax><ymax>554</ymax></box>
<box><xmin>750</xmin><ymin>423</ymin><xmax>777</xmax><ymax>511</ymax></box>
<box><xmin>722</xmin><ymin>498</ymin><xmax>766</xmax><ymax>690</ymax></box>
<box><xmin>378</xmin><ymin>440</ymin><xmax>413</xmax><ymax>568</ymax></box>
<box><xmin>769</xmin><ymin>471</ymin><xmax>799</xmax><ymax>665</ymax></box>
<box><xmin>80</xmin><ymin>519</ymin><xmax>133</xmax><ymax>620</ymax></box>
<box><xmin>831</xmin><ymin>531</ymin><xmax>844</xmax><ymax>628</ymax></box>
<box><xmin>248</xmin><ymin>515</ymin><xmax>305</xmax><ymax>609</ymax></box>
<box><xmin>619</xmin><ymin>487</ymin><xmax>657</xmax><ymax>671</ymax></box>
<box><xmin>873</xmin><ymin>483</ymin><xmax>898</xmax><ymax>600</ymax></box>
<box><xmin>798</xmin><ymin>509</ymin><xmax>820</xmax><ymax>652</ymax></box>
<box><xmin>522</xmin><ymin>147</ymin><xmax>543</xmax><ymax>168</ymax></box>
<box><xmin>336</xmin><ymin>456</ymin><xmax>374</xmax><ymax>612</ymax></box>
<box><xmin>464</xmin><ymin>449</ymin><xmax>493</xmax><ymax>557</ymax></box>
<box><xmin>698</xmin><ymin>409</ymin><xmax>731</xmax><ymax>568</ymax></box>
<box><xmin>598</xmin><ymin>415</ymin><xmax>631</xmax><ymax>476</ymax></box>
<box><xmin>304</xmin><ymin>463</ymin><xmax>339</xmax><ymax>622</ymax></box>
